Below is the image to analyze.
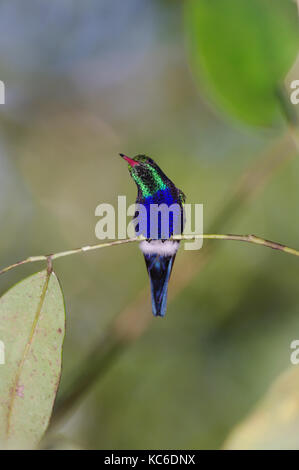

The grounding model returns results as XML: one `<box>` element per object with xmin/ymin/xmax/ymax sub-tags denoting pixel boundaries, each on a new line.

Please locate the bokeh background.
<box><xmin>1</xmin><ymin>0</ymin><xmax>299</xmax><ymax>449</ymax></box>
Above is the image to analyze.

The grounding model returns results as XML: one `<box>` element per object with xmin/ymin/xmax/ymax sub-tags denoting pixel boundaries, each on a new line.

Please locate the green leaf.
<box><xmin>184</xmin><ymin>0</ymin><xmax>299</xmax><ymax>127</ymax></box>
<box><xmin>0</xmin><ymin>270</ymin><xmax>65</xmax><ymax>449</ymax></box>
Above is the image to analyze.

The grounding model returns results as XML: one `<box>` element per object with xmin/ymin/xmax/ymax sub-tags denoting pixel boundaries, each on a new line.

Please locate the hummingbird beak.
<box><xmin>119</xmin><ymin>153</ymin><xmax>139</xmax><ymax>167</ymax></box>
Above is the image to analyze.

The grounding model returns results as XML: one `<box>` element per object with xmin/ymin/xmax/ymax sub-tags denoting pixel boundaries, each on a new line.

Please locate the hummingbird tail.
<box><xmin>144</xmin><ymin>254</ymin><xmax>176</xmax><ymax>317</ymax></box>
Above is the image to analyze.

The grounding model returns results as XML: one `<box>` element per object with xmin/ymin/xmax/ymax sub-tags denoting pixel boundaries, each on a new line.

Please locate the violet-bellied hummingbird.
<box><xmin>120</xmin><ymin>153</ymin><xmax>186</xmax><ymax>317</ymax></box>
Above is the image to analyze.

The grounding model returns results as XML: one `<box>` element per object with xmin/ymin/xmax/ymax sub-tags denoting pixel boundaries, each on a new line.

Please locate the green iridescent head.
<box><xmin>120</xmin><ymin>153</ymin><xmax>168</xmax><ymax>197</ymax></box>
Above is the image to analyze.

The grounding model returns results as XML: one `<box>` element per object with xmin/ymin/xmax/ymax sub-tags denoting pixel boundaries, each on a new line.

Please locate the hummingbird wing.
<box><xmin>177</xmin><ymin>188</ymin><xmax>186</xmax><ymax>205</ymax></box>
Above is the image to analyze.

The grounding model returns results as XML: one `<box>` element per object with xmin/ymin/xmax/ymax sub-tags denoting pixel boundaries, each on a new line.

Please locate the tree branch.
<box><xmin>1</xmin><ymin>233</ymin><xmax>299</xmax><ymax>277</ymax></box>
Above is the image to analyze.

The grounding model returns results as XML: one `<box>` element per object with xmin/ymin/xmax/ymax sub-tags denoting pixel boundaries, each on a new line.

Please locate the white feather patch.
<box><xmin>139</xmin><ymin>240</ymin><xmax>179</xmax><ymax>256</ymax></box>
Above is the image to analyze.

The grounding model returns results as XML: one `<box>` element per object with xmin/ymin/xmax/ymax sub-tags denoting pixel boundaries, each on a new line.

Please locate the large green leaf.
<box><xmin>185</xmin><ymin>0</ymin><xmax>299</xmax><ymax>127</ymax></box>
<box><xmin>0</xmin><ymin>270</ymin><xmax>65</xmax><ymax>449</ymax></box>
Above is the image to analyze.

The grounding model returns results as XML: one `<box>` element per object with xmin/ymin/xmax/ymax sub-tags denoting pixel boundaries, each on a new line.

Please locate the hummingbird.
<box><xmin>120</xmin><ymin>153</ymin><xmax>186</xmax><ymax>317</ymax></box>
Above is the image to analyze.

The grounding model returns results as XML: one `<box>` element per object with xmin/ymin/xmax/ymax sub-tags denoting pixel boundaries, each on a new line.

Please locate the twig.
<box><xmin>2</xmin><ymin>233</ymin><xmax>299</xmax><ymax>277</ymax></box>
<box><xmin>0</xmin><ymin>238</ymin><xmax>139</xmax><ymax>275</ymax></box>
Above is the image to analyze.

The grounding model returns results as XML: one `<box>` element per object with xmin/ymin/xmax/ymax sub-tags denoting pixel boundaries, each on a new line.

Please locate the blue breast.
<box><xmin>135</xmin><ymin>188</ymin><xmax>183</xmax><ymax>239</ymax></box>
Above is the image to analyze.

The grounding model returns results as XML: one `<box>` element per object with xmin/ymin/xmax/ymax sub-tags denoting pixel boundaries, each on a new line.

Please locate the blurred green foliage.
<box><xmin>224</xmin><ymin>366</ymin><xmax>299</xmax><ymax>449</ymax></box>
<box><xmin>0</xmin><ymin>0</ymin><xmax>299</xmax><ymax>449</ymax></box>
<box><xmin>185</xmin><ymin>0</ymin><xmax>299</xmax><ymax>127</ymax></box>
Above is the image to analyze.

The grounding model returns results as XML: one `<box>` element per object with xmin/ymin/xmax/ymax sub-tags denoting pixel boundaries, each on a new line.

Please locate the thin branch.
<box><xmin>0</xmin><ymin>238</ymin><xmax>139</xmax><ymax>275</ymax></box>
<box><xmin>174</xmin><ymin>234</ymin><xmax>299</xmax><ymax>258</ymax></box>
<box><xmin>1</xmin><ymin>233</ymin><xmax>299</xmax><ymax>277</ymax></box>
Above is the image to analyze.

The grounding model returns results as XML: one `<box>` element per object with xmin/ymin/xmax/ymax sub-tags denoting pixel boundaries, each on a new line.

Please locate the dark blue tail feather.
<box><xmin>144</xmin><ymin>254</ymin><xmax>175</xmax><ymax>317</ymax></box>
